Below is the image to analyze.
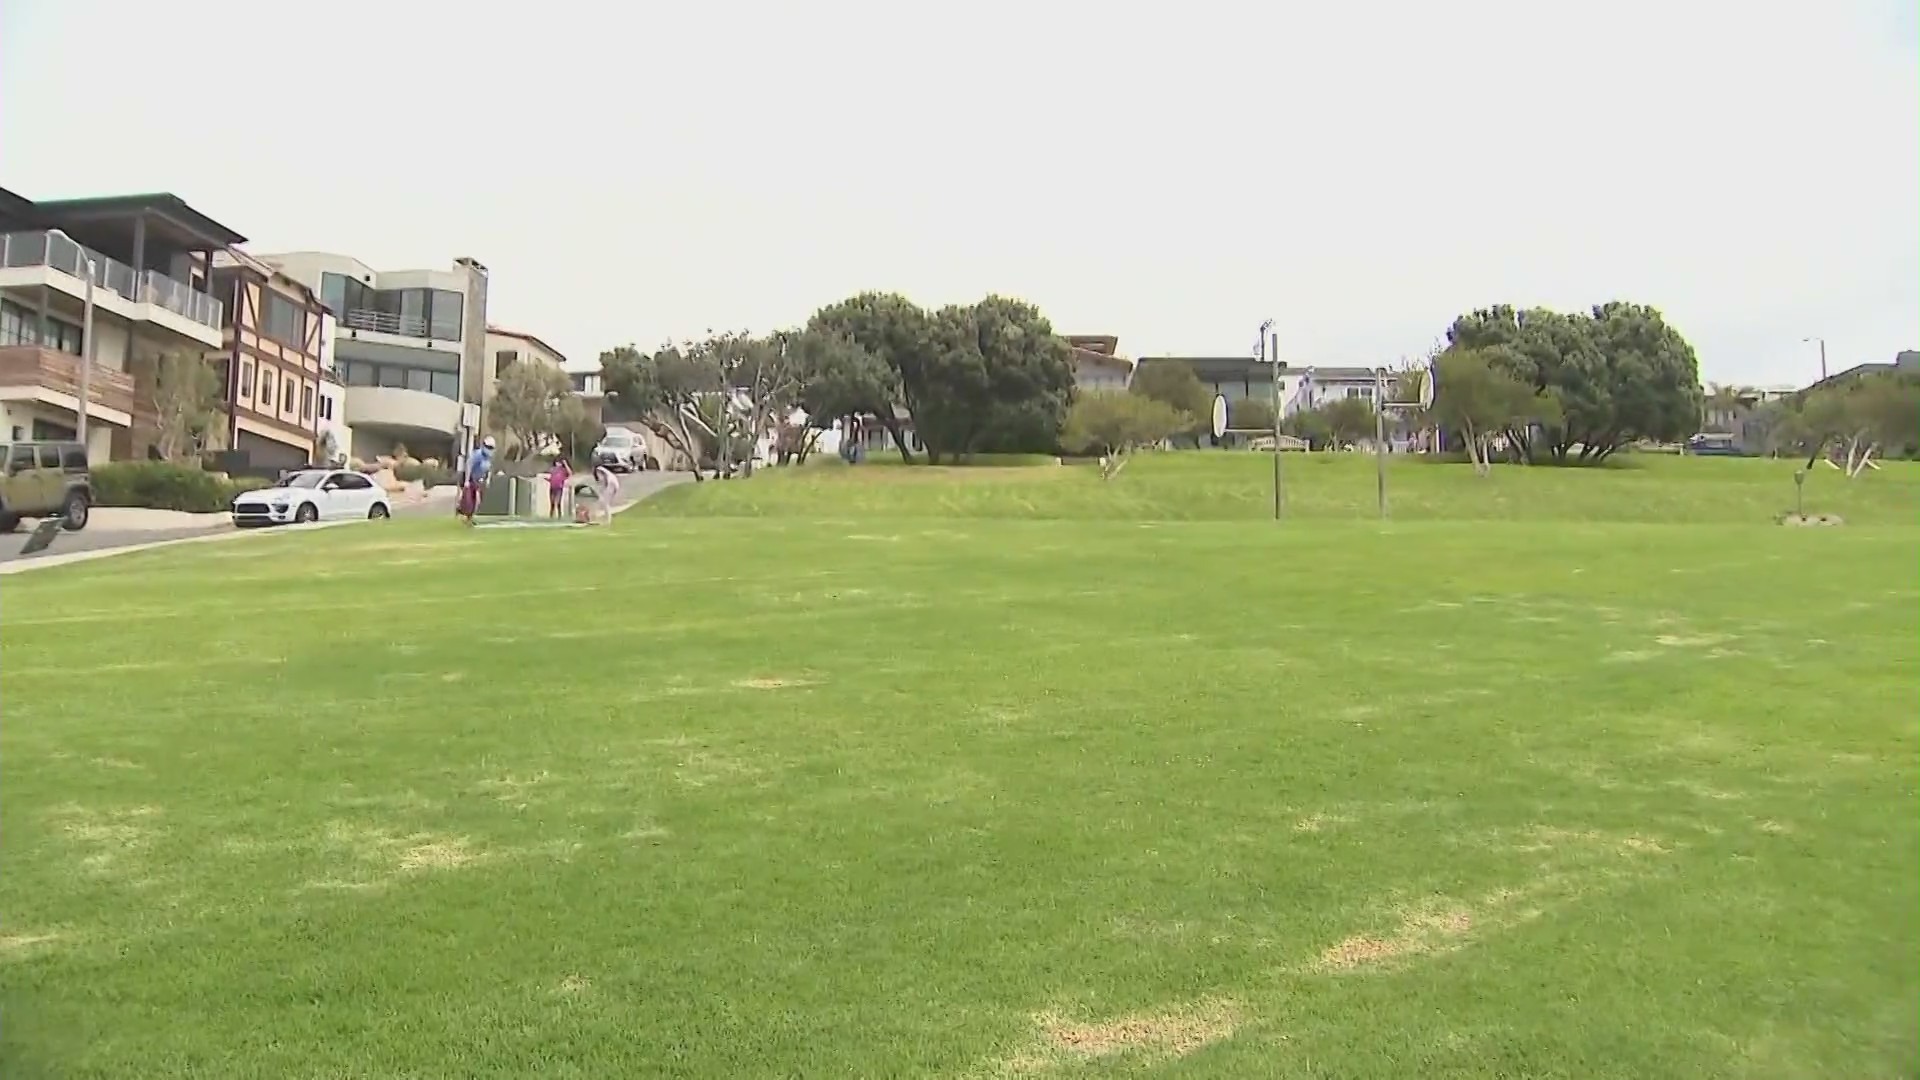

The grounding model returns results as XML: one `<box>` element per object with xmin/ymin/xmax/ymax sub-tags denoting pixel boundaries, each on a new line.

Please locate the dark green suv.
<box><xmin>0</xmin><ymin>441</ymin><xmax>91</xmax><ymax>533</ymax></box>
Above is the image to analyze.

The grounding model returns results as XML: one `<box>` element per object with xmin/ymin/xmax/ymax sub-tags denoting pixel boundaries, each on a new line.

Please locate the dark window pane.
<box><xmin>430</xmin><ymin>371</ymin><xmax>459</xmax><ymax>399</ymax></box>
<box><xmin>428</xmin><ymin>290</ymin><xmax>462</xmax><ymax>340</ymax></box>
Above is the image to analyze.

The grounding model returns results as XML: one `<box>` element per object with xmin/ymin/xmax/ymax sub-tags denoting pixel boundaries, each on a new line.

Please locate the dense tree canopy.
<box><xmin>1445</xmin><ymin>302</ymin><xmax>1701</xmax><ymax>464</ymax></box>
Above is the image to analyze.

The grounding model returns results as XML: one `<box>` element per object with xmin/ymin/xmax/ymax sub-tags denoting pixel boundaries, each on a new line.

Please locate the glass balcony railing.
<box><xmin>0</xmin><ymin>230</ymin><xmax>224</xmax><ymax>331</ymax></box>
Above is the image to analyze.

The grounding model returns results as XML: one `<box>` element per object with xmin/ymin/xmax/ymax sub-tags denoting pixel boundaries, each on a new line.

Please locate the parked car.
<box><xmin>1685</xmin><ymin>433</ymin><xmax>1745</xmax><ymax>457</ymax></box>
<box><xmin>231</xmin><ymin>468</ymin><xmax>392</xmax><ymax>527</ymax></box>
<box><xmin>0</xmin><ymin>440</ymin><xmax>91</xmax><ymax>533</ymax></box>
<box><xmin>593</xmin><ymin>427</ymin><xmax>648</xmax><ymax>472</ymax></box>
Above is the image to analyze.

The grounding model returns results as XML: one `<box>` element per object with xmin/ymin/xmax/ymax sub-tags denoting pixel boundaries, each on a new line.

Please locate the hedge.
<box><xmin>92</xmin><ymin>462</ymin><xmax>271</xmax><ymax>513</ymax></box>
<box><xmin>393</xmin><ymin>461</ymin><xmax>455</xmax><ymax>487</ymax></box>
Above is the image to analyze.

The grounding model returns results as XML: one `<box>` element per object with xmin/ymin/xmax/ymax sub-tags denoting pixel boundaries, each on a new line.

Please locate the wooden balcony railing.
<box><xmin>0</xmin><ymin>346</ymin><xmax>136</xmax><ymax>416</ymax></box>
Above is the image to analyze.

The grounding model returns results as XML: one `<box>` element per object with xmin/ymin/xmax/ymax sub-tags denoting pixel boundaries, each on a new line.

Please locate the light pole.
<box><xmin>47</xmin><ymin>230</ymin><xmax>96</xmax><ymax>454</ymax></box>
<box><xmin>1257</xmin><ymin>319</ymin><xmax>1284</xmax><ymax>520</ymax></box>
<box><xmin>1802</xmin><ymin>336</ymin><xmax>1828</xmax><ymax>381</ymax></box>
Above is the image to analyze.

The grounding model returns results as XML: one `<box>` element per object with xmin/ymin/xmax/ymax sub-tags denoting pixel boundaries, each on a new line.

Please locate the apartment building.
<box><xmin>0</xmin><ymin>188</ymin><xmax>239</xmax><ymax>461</ymax></box>
<box><xmin>256</xmin><ymin>251</ymin><xmax>488</xmax><ymax>463</ymax></box>
<box><xmin>208</xmin><ymin>250</ymin><xmax>334</xmax><ymax>469</ymax></box>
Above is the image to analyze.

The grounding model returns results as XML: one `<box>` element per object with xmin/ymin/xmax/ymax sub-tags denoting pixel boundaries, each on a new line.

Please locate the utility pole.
<box><xmin>1259</xmin><ymin>319</ymin><xmax>1284</xmax><ymax>520</ymax></box>
<box><xmin>1803</xmin><ymin>336</ymin><xmax>1828</xmax><ymax>381</ymax></box>
<box><xmin>1373</xmin><ymin>367</ymin><xmax>1389</xmax><ymax>518</ymax></box>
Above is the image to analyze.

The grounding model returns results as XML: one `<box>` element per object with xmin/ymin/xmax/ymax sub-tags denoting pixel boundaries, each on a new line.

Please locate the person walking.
<box><xmin>458</xmin><ymin>435</ymin><xmax>496</xmax><ymax>525</ymax></box>
<box><xmin>546</xmin><ymin>457</ymin><xmax>572</xmax><ymax>518</ymax></box>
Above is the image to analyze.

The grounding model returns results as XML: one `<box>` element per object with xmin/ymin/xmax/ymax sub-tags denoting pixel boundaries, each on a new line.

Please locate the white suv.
<box><xmin>593</xmin><ymin>427</ymin><xmax>647</xmax><ymax>472</ymax></box>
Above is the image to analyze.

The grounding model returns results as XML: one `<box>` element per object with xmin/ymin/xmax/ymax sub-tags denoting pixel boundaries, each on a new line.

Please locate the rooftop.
<box><xmin>1136</xmin><ymin>356</ymin><xmax>1381</xmax><ymax>382</ymax></box>
<box><xmin>29</xmin><ymin>192</ymin><xmax>247</xmax><ymax>249</ymax></box>
<box><xmin>487</xmin><ymin>325</ymin><xmax>567</xmax><ymax>365</ymax></box>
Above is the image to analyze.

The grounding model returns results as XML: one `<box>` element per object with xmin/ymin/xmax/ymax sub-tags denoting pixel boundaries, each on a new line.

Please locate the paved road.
<box><xmin>0</xmin><ymin>470</ymin><xmax>692</xmax><ymax>565</ymax></box>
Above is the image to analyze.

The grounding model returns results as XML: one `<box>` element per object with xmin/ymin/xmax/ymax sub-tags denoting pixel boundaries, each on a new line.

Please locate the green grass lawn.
<box><xmin>3</xmin><ymin>457</ymin><xmax>1916</xmax><ymax>1078</ymax></box>
<box><xmin>649</xmin><ymin>452</ymin><xmax>1920</xmax><ymax>525</ymax></box>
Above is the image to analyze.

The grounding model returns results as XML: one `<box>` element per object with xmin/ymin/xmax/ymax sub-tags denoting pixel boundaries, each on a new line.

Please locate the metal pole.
<box><xmin>78</xmin><ymin>255</ymin><xmax>95</xmax><ymax>456</ymax></box>
<box><xmin>1374</xmin><ymin>367</ymin><xmax>1388</xmax><ymax>518</ymax></box>
<box><xmin>1818</xmin><ymin>338</ymin><xmax>1827</xmax><ymax>381</ymax></box>
<box><xmin>1262</xmin><ymin>323</ymin><xmax>1283</xmax><ymax>521</ymax></box>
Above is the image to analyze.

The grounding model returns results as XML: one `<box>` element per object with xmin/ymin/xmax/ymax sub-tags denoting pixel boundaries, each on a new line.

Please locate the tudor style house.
<box><xmin>209</xmin><ymin>250</ymin><xmax>334</xmax><ymax>469</ymax></box>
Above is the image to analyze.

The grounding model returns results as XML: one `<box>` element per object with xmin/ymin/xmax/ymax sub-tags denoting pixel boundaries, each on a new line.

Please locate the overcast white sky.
<box><xmin>3</xmin><ymin>0</ymin><xmax>1913</xmax><ymax>385</ymax></box>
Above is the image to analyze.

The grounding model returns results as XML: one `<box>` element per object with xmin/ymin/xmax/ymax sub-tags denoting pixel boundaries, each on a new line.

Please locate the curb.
<box><xmin>0</xmin><ymin>520</ymin><xmax>357</xmax><ymax>577</ymax></box>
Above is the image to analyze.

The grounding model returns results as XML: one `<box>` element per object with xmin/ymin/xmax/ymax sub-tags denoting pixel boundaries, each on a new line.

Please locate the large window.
<box><xmin>262</xmin><ymin>292</ymin><xmax>306</xmax><ymax>347</ymax></box>
<box><xmin>320</xmin><ymin>272</ymin><xmax>348</xmax><ymax>315</ymax></box>
<box><xmin>399</xmin><ymin>289</ymin><xmax>428</xmax><ymax>336</ymax></box>
<box><xmin>336</xmin><ymin>359</ymin><xmax>461</xmax><ymax>400</ymax></box>
<box><xmin>302</xmin><ymin>384</ymin><xmax>314</xmax><ymax>419</ymax></box>
<box><xmin>0</xmin><ymin>300</ymin><xmax>81</xmax><ymax>354</ymax></box>
<box><xmin>428</xmin><ymin>290</ymin><xmax>462</xmax><ymax>340</ymax></box>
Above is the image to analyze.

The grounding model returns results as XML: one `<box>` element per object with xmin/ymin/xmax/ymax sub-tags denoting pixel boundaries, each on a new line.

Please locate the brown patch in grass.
<box><xmin>552</xmin><ymin>974</ymin><xmax>592</xmax><ymax>995</ymax></box>
<box><xmin>1293</xmin><ymin>812</ymin><xmax>1353</xmax><ymax>833</ymax></box>
<box><xmin>398</xmin><ymin>838</ymin><xmax>481</xmax><ymax>872</ymax></box>
<box><xmin>1316</xmin><ymin>905</ymin><xmax>1476</xmax><ymax>972</ymax></box>
<box><xmin>50</xmin><ymin>804</ymin><xmax>161</xmax><ymax>876</ymax></box>
<box><xmin>1756</xmin><ymin>819</ymin><xmax>1793</xmax><ymax>835</ymax></box>
<box><xmin>0</xmin><ymin>932</ymin><xmax>61</xmax><ymax>955</ymax></box>
<box><xmin>733</xmin><ymin>676</ymin><xmax>816</xmax><ymax>690</ymax></box>
<box><xmin>1030</xmin><ymin>999</ymin><xmax>1239</xmax><ymax>1062</ymax></box>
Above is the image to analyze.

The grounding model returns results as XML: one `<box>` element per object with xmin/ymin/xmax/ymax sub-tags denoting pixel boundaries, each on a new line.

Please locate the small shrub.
<box><xmin>392</xmin><ymin>461</ymin><xmax>455</xmax><ymax>487</ymax></box>
<box><xmin>94</xmin><ymin>462</ymin><xmax>269</xmax><ymax>513</ymax></box>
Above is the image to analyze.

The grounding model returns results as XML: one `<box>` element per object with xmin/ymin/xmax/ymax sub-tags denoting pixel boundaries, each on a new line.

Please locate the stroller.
<box><xmin>569</xmin><ymin>477</ymin><xmax>611</xmax><ymax>525</ymax></box>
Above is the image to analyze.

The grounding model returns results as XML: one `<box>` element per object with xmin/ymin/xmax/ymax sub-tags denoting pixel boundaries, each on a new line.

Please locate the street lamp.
<box><xmin>1802</xmin><ymin>336</ymin><xmax>1828</xmax><ymax>381</ymax></box>
<box><xmin>46</xmin><ymin>229</ymin><xmax>95</xmax><ymax>454</ymax></box>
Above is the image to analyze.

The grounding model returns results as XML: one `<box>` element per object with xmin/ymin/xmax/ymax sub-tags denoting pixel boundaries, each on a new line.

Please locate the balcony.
<box><xmin>0</xmin><ymin>345</ymin><xmax>136</xmax><ymax>420</ymax></box>
<box><xmin>0</xmin><ymin>230</ymin><xmax>224</xmax><ymax>333</ymax></box>
<box><xmin>343</xmin><ymin>384</ymin><xmax>460</xmax><ymax>439</ymax></box>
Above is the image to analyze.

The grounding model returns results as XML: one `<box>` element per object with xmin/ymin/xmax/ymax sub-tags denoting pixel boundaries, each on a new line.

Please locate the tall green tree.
<box><xmin>1445</xmin><ymin>302</ymin><xmax>1701</xmax><ymax>464</ymax></box>
<box><xmin>1321</xmin><ymin>396</ymin><xmax>1378</xmax><ymax>449</ymax></box>
<box><xmin>487</xmin><ymin>362</ymin><xmax>575</xmax><ymax>459</ymax></box>
<box><xmin>917</xmin><ymin>296</ymin><xmax>1076</xmax><ymax>462</ymax></box>
<box><xmin>808</xmin><ymin>292</ymin><xmax>931</xmax><ymax>462</ymax></box>
<box><xmin>790</xmin><ymin>327</ymin><xmax>911</xmax><ymax>462</ymax></box>
<box><xmin>1429</xmin><ymin>346</ymin><xmax>1561</xmax><ymax>475</ymax></box>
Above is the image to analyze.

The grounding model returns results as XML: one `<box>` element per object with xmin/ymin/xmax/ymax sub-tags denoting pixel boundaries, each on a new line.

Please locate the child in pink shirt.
<box><xmin>546</xmin><ymin>459</ymin><xmax>572</xmax><ymax>518</ymax></box>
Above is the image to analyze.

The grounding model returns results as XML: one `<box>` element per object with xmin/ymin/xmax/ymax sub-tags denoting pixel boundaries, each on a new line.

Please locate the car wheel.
<box><xmin>61</xmin><ymin>491</ymin><xmax>89</xmax><ymax>532</ymax></box>
<box><xmin>368</xmin><ymin>503</ymin><xmax>390</xmax><ymax>520</ymax></box>
<box><xmin>295</xmin><ymin>502</ymin><xmax>319</xmax><ymax>524</ymax></box>
<box><xmin>0</xmin><ymin>513</ymin><xmax>18</xmax><ymax>534</ymax></box>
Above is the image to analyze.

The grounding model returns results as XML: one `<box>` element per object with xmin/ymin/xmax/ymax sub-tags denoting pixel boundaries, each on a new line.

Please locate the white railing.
<box><xmin>341</xmin><ymin>307</ymin><xmax>430</xmax><ymax>338</ymax></box>
<box><xmin>0</xmin><ymin>230</ymin><xmax>223</xmax><ymax>331</ymax></box>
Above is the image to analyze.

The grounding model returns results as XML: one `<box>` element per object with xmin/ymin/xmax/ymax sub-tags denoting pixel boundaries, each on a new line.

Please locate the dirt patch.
<box><xmin>1604</xmin><ymin>649</ymin><xmax>1657</xmax><ymax>663</ymax></box>
<box><xmin>1756</xmin><ymin>819</ymin><xmax>1794</xmax><ymax>835</ymax></box>
<box><xmin>552</xmin><ymin>974</ymin><xmax>592</xmax><ymax>995</ymax></box>
<box><xmin>1656</xmin><ymin>634</ymin><xmax>1732</xmax><ymax>648</ymax></box>
<box><xmin>0</xmin><ymin>932</ymin><xmax>61</xmax><ymax>955</ymax></box>
<box><xmin>50</xmin><ymin>804</ymin><xmax>160</xmax><ymax>876</ymax></box>
<box><xmin>1293</xmin><ymin>812</ymin><xmax>1353</xmax><ymax>833</ymax></box>
<box><xmin>1031</xmin><ymin>999</ymin><xmax>1239</xmax><ymax>1062</ymax></box>
<box><xmin>398</xmin><ymin>839</ymin><xmax>481</xmax><ymax>872</ymax></box>
<box><xmin>439</xmin><ymin>671</ymin><xmax>465</xmax><ymax>683</ymax></box>
<box><xmin>1317</xmin><ymin>906</ymin><xmax>1475</xmax><ymax>972</ymax></box>
<box><xmin>733</xmin><ymin>676</ymin><xmax>816</xmax><ymax>691</ymax></box>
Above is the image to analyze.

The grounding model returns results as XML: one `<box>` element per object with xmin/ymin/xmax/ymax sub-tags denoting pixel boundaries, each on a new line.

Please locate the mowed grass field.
<box><xmin>2</xmin><ymin>455</ymin><xmax>1916</xmax><ymax>1078</ymax></box>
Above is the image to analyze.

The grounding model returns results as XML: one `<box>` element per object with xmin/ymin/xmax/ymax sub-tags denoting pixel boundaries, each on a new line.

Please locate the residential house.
<box><xmin>255</xmin><ymin>251</ymin><xmax>489</xmax><ymax>464</ymax></box>
<box><xmin>209</xmin><ymin>250</ymin><xmax>335</xmax><ymax>470</ymax></box>
<box><xmin>485</xmin><ymin>325</ymin><xmax>566</xmax><ymax>377</ymax></box>
<box><xmin>0</xmin><ymin>188</ymin><xmax>240</xmax><ymax>461</ymax></box>
<box><xmin>1066</xmin><ymin>334</ymin><xmax>1134</xmax><ymax>393</ymax></box>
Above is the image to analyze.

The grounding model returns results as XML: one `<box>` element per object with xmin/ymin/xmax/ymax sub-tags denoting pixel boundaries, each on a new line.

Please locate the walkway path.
<box><xmin>0</xmin><ymin>471</ymin><xmax>691</xmax><ymax>572</ymax></box>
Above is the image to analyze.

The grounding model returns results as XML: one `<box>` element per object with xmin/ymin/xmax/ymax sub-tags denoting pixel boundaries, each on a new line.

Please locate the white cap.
<box><xmin>482</xmin><ymin>435</ymin><xmax>496</xmax><ymax>449</ymax></box>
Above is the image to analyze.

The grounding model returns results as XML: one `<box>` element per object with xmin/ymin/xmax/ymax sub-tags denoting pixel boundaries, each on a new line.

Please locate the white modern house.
<box><xmin>253</xmin><ymin>251</ymin><xmax>488</xmax><ymax>464</ymax></box>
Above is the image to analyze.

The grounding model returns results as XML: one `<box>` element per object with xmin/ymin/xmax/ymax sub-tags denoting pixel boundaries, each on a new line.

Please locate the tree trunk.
<box><xmin>881</xmin><ymin>417</ymin><xmax>917</xmax><ymax>464</ymax></box>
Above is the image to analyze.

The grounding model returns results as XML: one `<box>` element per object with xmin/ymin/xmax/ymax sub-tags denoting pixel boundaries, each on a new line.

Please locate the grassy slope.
<box><xmin>642</xmin><ymin>453</ymin><xmax>1920</xmax><ymax>525</ymax></box>
<box><xmin>1</xmin><ymin>461</ymin><xmax>1915</xmax><ymax>1078</ymax></box>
